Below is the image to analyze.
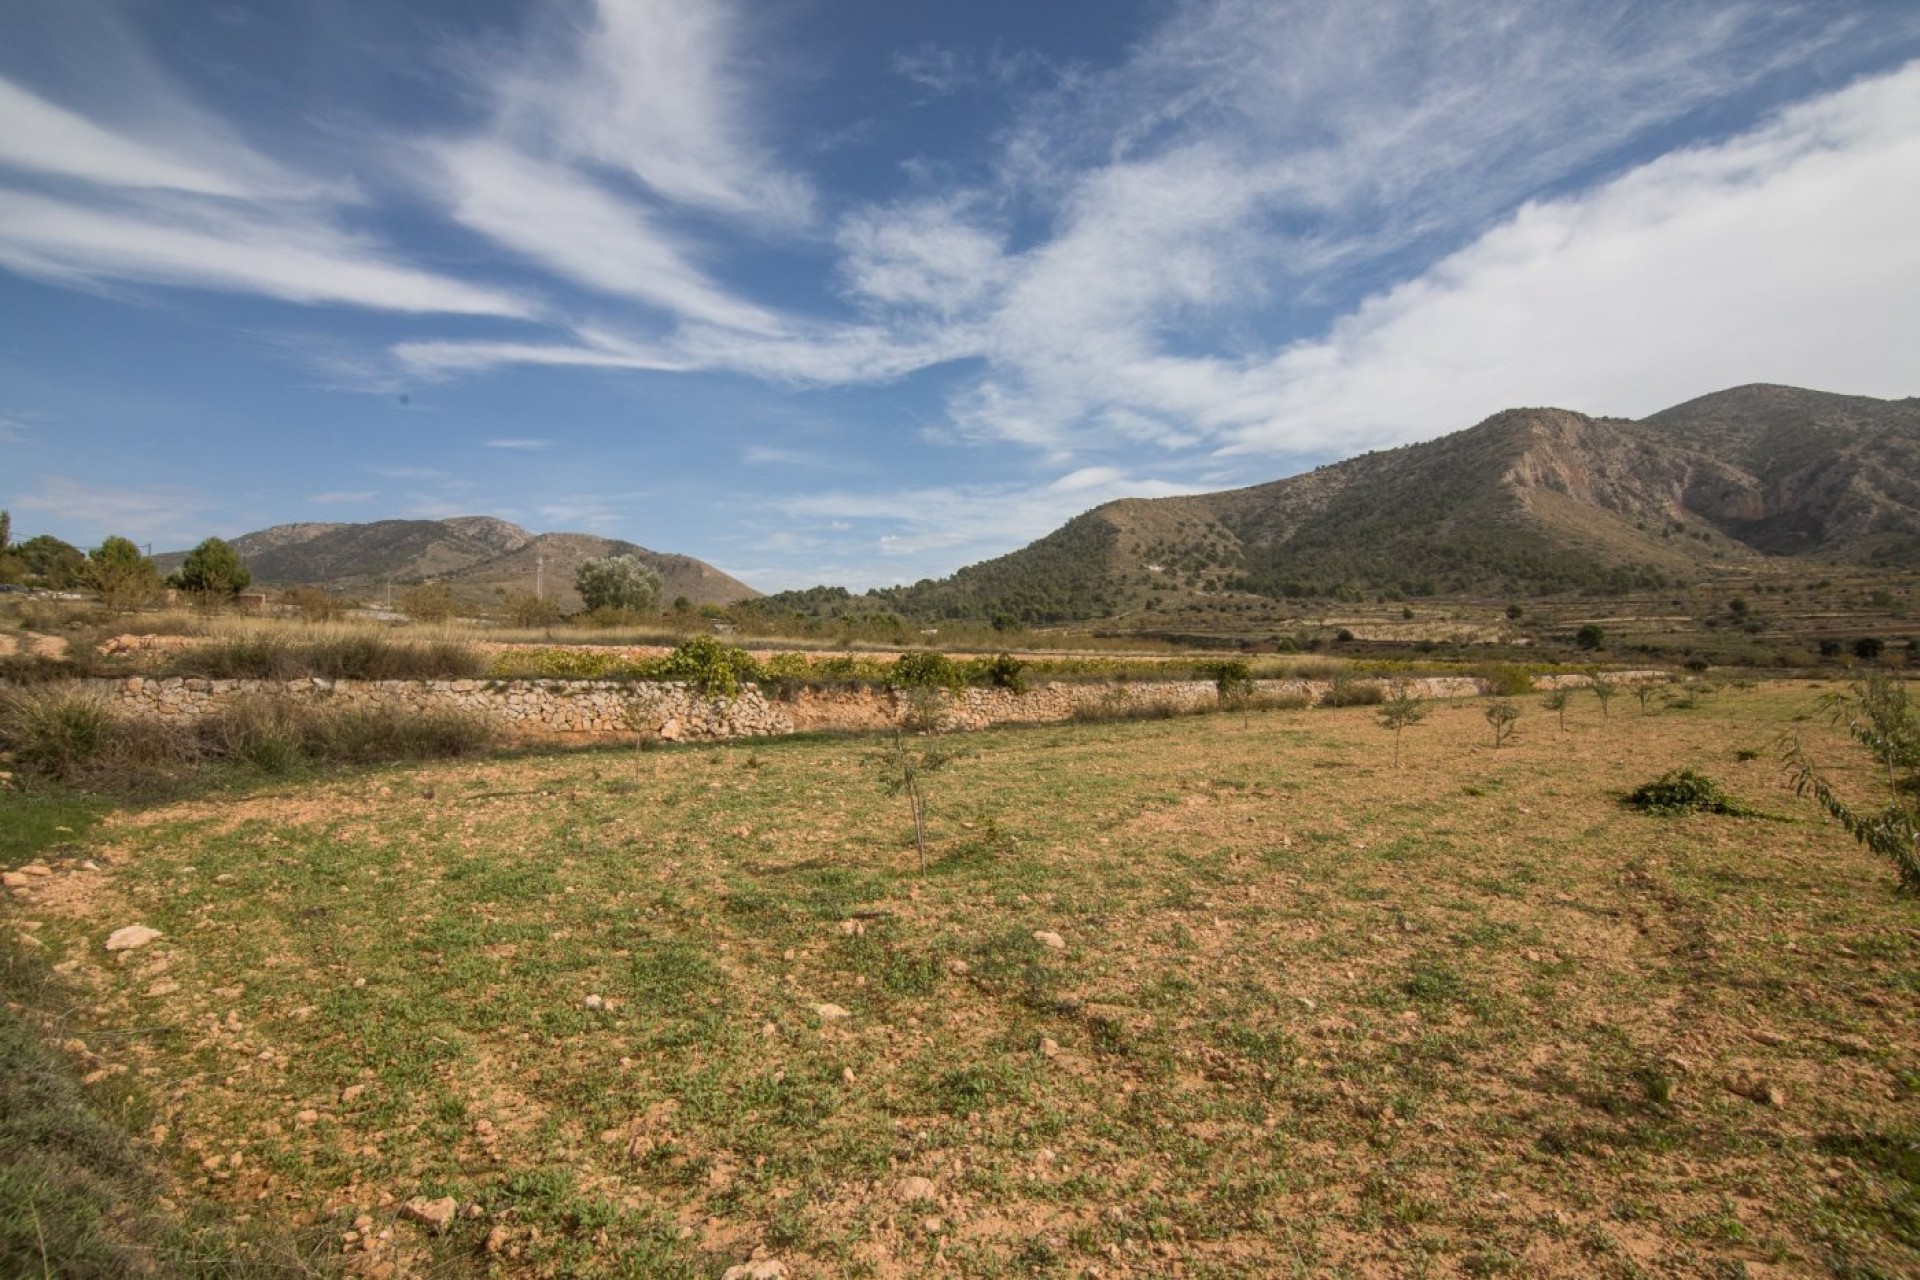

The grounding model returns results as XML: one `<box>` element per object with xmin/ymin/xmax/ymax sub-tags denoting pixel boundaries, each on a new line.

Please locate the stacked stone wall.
<box><xmin>22</xmin><ymin>670</ymin><xmax>1663</xmax><ymax>743</ymax></box>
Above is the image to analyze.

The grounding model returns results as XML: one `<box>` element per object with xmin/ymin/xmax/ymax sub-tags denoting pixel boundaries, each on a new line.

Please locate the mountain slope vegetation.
<box><xmin>765</xmin><ymin>384</ymin><xmax>1920</xmax><ymax>627</ymax></box>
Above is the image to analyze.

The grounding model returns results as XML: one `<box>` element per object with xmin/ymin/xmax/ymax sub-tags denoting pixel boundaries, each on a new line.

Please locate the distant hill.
<box><xmin>762</xmin><ymin>384</ymin><xmax>1920</xmax><ymax>626</ymax></box>
<box><xmin>159</xmin><ymin>518</ymin><xmax>759</xmax><ymax>611</ymax></box>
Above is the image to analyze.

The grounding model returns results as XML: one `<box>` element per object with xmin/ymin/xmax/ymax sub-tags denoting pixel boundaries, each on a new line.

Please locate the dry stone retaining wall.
<box><xmin>25</xmin><ymin>670</ymin><xmax>1658</xmax><ymax>742</ymax></box>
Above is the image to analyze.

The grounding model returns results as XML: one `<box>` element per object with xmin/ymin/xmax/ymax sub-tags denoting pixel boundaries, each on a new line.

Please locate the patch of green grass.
<box><xmin>0</xmin><ymin>789</ymin><xmax>113</xmax><ymax>865</ymax></box>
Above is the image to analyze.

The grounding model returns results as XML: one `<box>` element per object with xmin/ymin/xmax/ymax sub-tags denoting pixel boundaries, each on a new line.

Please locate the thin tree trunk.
<box><xmin>909</xmin><ymin>778</ymin><xmax>926</xmax><ymax>873</ymax></box>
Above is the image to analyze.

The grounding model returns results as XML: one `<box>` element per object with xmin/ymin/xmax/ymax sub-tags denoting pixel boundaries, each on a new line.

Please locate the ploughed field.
<box><xmin>8</xmin><ymin>683</ymin><xmax>1918</xmax><ymax>1278</ymax></box>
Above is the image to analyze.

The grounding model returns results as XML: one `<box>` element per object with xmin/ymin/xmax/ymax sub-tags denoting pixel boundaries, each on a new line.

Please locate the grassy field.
<box><xmin>3</xmin><ymin>682</ymin><xmax>1917</xmax><ymax>1278</ymax></box>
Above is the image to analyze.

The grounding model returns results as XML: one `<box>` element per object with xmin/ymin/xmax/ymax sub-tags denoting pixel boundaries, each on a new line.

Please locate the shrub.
<box><xmin>1626</xmin><ymin>769</ymin><xmax>1747</xmax><ymax>816</ymax></box>
<box><xmin>505</xmin><ymin>592</ymin><xmax>563</xmax><ymax>628</ymax></box>
<box><xmin>397</xmin><ymin>582</ymin><xmax>456</xmax><ymax>624</ymax></box>
<box><xmin>1479</xmin><ymin>664</ymin><xmax>1534</xmax><ymax>696</ymax></box>
<box><xmin>200</xmin><ymin>695</ymin><xmax>305</xmax><ymax>773</ymax></box>
<box><xmin>296</xmin><ymin>704</ymin><xmax>493</xmax><ymax>764</ymax></box>
<box><xmin>0</xmin><ymin>687</ymin><xmax>111</xmax><ymax>779</ymax></box>
<box><xmin>0</xmin><ymin>687</ymin><xmax>195</xmax><ymax>784</ymax></box>
<box><xmin>170</xmin><ymin>635</ymin><xmax>483</xmax><ymax>681</ymax></box>
<box><xmin>279</xmin><ymin>586</ymin><xmax>345</xmax><ymax>621</ymax></box>
<box><xmin>890</xmin><ymin>651</ymin><xmax>961</xmax><ymax>690</ymax></box>
<box><xmin>1575</xmin><ymin>624</ymin><xmax>1605</xmax><ymax>651</ymax></box>
<box><xmin>659</xmin><ymin>636</ymin><xmax>760</xmax><ymax>698</ymax></box>
<box><xmin>967</xmin><ymin>652</ymin><xmax>1028</xmax><ymax>693</ymax></box>
<box><xmin>1322</xmin><ymin>675</ymin><xmax>1384</xmax><ymax>707</ymax></box>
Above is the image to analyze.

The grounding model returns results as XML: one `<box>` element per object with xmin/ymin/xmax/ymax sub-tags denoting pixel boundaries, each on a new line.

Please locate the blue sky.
<box><xmin>2</xmin><ymin>1</ymin><xmax>1918</xmax><ymax>590</ymax></box>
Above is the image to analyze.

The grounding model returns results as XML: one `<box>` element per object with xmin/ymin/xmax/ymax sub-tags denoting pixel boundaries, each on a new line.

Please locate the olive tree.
<box><xmin>575</xmin><ymin>555</ymin><xmax>662</xmax><ymax>614</ymax></box>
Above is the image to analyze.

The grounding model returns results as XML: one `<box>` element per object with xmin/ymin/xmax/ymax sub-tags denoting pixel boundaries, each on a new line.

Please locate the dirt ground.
<box><xmin>5</xmin><ymin>681</ymin><xmax>1917</xmax><ymax>1278</ymax></box>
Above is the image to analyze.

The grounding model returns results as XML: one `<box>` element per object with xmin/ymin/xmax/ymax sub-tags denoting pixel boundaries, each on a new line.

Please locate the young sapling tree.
<box><xmin>1485</xmin><ymin>698</ymin><xmax>1520</xmax><ymax>748</ymax></box>
<box><xmin>1781</xmin><ymin>672</ymin><xmax>1920</xmax><ymax>894</ymax></box>
<box><xmin>1542</xmin><ymin>687</ymin><xmax>1573</xmax><ymax>732</ymax></box>
<box><xmin>872</xmin><ymin>731</ymin><xmax>953</xmax><ymax>874</ymax></box>
<box><xmin>1589</xmin><ymin>671</ymin><xmax>1617</xmax><ymax>719</ymax></box>
<box><xmin>1377</xmin><ymin>681</ymin><xmax>1426</xmax><ymax>767</ymax></box>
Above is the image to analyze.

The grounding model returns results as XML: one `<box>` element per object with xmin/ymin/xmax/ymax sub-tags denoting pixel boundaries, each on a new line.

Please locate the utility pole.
<box><xmin>535</xmin><ymin>554</ymin><xmax>545</xmax><ymax>601</ymax></box>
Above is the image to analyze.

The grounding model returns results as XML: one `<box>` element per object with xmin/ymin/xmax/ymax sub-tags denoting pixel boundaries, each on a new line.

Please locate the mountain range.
<box><xmin>159</xmin><ymin>518</ymin><xmax>759</xmax><ymax>612</ymax></box>
<box><xmin>771</xmin><ymin>384</ymin><xmax>1920</xmax><ymax>626</ymax></box>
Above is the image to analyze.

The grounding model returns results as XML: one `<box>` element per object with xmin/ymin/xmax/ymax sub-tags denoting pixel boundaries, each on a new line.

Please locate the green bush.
<box><xmin>659</xmin><ymin>636</ymin><xmax>761</xmax><ymax>698</ymax></box>
<box><xmin>1626</xmin><ymin>769</ymin><xmax>1747</xmax><ymax>816</ymax></box>
<box><xmin>1479</xmin><ymin>663</ymin><xmax>1535</xmax><ymax>696</ymax></box>
<box><xmin>966</xmin><ymin>651</ymin><xmax>1028</xmax><ymax>693</ymax></box>
<box><xmin>890</xmin><ymin>651</ymin><xmax>961</xmax><ymax>689</ymax></box>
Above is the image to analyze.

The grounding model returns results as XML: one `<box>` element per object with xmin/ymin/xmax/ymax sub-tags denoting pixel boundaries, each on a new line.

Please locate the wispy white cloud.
<box><xmin>1218</xmin><ymin>60</ymin><xmax>1920</xmax><ymax>456</ymax></box>
<box><xmin>429</xmin><ymin>140</ymin><xmax>776</xmax><ymax>330</ymax></box>
<box><xmin>0</xmin><ymin>185</ymin><xmax>533</xmax><ymax>317</ymax></box>
<box><xmin>0</xmin><ymin>77</ymin><xmax>297</xmax><ymax>198</ymax></box>
<box><xmin>308</xmin><ymin>490</ymin><xmax>375</xmax><ymax>504</ymax></box>
<box><xmin>0</xmin><ymin>414</ymin><xmax>26</xmax><ymax>443</ymax></box>
<box><xmin>491</xmin><ymin>0</ymin><xmax>813</xmax><ymax>225</ymax></box>
<box><xmin>770</xmin><ymin>468</ymin><xmax>1203</xmax><ymax>587</ymax></box>
<box><xmin>9</xmin><ymin>474</ymin><xmax>213</xmax><ymax>545</ymax></box>
<box><xmin>484</xmin><ymin>438</ymin><xmax>555</xmax><ymax>451</ymax></box>
<box><xmin>392</xmin><ymin>330</ymin><xmax>687</xmax><ymax>380</ymax></box>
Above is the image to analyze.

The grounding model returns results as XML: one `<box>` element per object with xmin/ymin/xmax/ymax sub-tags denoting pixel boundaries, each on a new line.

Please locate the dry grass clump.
<box><xmin>0</xmin><ymin>686</ymin><xmax>492</xmax><ymax>785</ymax></box>
<box><xmin>164</xmin><ymin>633</ymin><xmax>484</xmax><ymax>681</ymax></box>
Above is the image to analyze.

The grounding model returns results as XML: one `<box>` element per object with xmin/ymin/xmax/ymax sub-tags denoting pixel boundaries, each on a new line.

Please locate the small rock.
<box><xmin>583</xmin><ymin>994</ymin><xmax>605</xmax><ymax>1011</ymax></box>
<box><xmin>214</xmin><ymin>873</ymin><xmax>237</xmax><ymax>885</ymax></box>
<box><xmin>837</xmin><ymin>919</ymin><xmax>864</xmax><ymax>936</ymax></box>
<box><xmin>14</xmin><ymin>932</ymin><xmax>41</xmax><ymax>948</ymax></box>
<box><xmin>341</xmin><ymin>1084</ymin><xmax>367</xmax><ymax>1103</ymax></box>
<box><xmin>896</xmin><ymin>1175</ymin><xmax>938</xmax><ymax>1203</ymax></box>
<box><xmin>401</xmin><ymin>1195</ymin><xmax>458</xmax><ymax>1235</ymax></box>
<box><xmin>1033</xmin><ymin>930</ymin><xmax>1066</xmax><ymax>950</ymax></box>
<box><xmin>921</xmin><ymin>1217</ymin><xmax>945</xmax><ymax>1236</ymax></box>
<box><xmin>145</xmin><ymin>978</ymin><xmax>177</xmax><ymax>996</ymax></box>
<box><xmin>1727</xmin><ymin>1075</ymin><xmax>1786</xmax><ymax>1108</ymax></box>
<box><xmin>947</xmin><ymin>958</ymin><xmax>969</xmax><ymax>975</ymax></box>
<box><xmin>485</xmin><ymin>1225</ymin><xmax>511</xmax><ymax>1254</ymax></box>
<box><xmin>813</xmin><ymin>1003</ymin><xmax>851</xmax><ymax>1021</ymax></box>
<box><xmin>105</xmin><ymin>925</ymin><xmax>162</xmax><ymax>952</ymax></box>
<box><xmin>1039</xmin><ymin>1037</ymin><xmax>1060</xmax><ymax>1058</ymax></box>
<box><xmin>20</xmin><ymin>864</ymin><xmax>51</xmax><ymax>877</ymax></box>
<box><xmin>721</xmin><ymin>1263</ymin><xmax>788</xmax><ymax>1280</ymax></box>
<box><xmin>1294</xmin><ymin>995</ymin><xmax>1317</xmax><ymax>1012</ymax></box>
<box><xmin>1747</xmin><ymin>1027</ymin><xmax>1788</xmax><ymax>1047</ymax></box>
<box><xmin>295</xmin><ymin>1109</ymin><xmax>319</xmax><ymax>1125</ymax></box>
<box><xmin>841</xmin><ymin>1067</ymin><xmax>856</xmax><ymax>1084</ymax></box>
<box><xmin>1829</xmin><ymin>1034</ymin><xmax>1874</xmax><ymax>1055</ymax></box>
<box><xmin>2</xmin><ymin>872</ymin><xmax>30</xmax><ymax>888</ymax></box>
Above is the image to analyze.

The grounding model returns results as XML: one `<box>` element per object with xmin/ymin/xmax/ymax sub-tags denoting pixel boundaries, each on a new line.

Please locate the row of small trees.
<box><xmin>0</xmin><ymin>512</ymin><xmax>250</xmax><ymax>608</ymax></box>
